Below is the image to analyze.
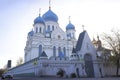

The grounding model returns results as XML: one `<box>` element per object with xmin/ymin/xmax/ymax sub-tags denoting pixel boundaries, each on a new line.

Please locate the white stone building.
<box><xmin>24</xmin><ymin>6</ymin><xmax>76</xmax><ymax>62</ymax></box>
<box><xmin>6</xmin><ymin>5</ymin><xmax>103</xmax><ymax>78</ymax></box>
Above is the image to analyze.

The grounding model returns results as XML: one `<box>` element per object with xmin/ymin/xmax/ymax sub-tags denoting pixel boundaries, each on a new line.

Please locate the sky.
<box><xmin>0</xmin><ymin>0</ymin><xmax>120</xmax><ymax>68</ymax></box>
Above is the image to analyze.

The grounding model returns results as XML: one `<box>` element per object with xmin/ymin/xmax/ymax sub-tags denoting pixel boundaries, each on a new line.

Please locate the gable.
<box><xmin>75</xmin><ymin>31</ymin><xmax>96</xmax><ymax>58</ymax></box>
<box><xmin>75</xmin><ymin>31</ymin><xmax>86</xmax><ymax>52</ymax></box>
<box><xmin>51</xmin><ymin>26</ymin><xmax>66</xmax><ymax>40</ymax></box>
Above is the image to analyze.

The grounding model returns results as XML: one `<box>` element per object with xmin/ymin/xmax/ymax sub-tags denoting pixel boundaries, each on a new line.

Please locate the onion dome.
<box><xmin>42</xmin><ymin>8</ymin><xmax>58</xmax><ymax>22</ymax></box>
<box><xmin>28</xmin><ymin>30</ymin><xmax>34</xmax><ymax>37</ymax></box>
<box><xmin>66</xmin><ymin>16</ymin><xmax>75</xmax><ymax>30</ymax></box>
<box><xmin>34</xmin><ymin>15</ymin><xmax>45</xmax><ymax>25</ymax></box>
<box><xmin>66</xmin><ymin>22</ymin><xmax>75</xmax><ymax>30</ymax></box>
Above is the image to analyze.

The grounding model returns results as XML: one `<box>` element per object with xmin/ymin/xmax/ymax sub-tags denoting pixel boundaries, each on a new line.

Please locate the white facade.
<box><xmin>24</xmin><ymin>8</ymin><xmax>76</xmax><ymax>62</ymax></box>
<box><xmin>7</xmin><ymin>6</ymin><xmax>102</xmax><ymax>78</ymax></box>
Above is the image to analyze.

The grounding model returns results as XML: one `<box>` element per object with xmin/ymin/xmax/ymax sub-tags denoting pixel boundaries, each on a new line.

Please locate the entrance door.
<box><xmin>84</xmin><ymin>54</ymin><xmax>94</xmax><ymax>77</ymax></box>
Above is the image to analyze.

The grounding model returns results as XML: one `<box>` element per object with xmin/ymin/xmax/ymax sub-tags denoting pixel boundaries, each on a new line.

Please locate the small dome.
<box><xmin>34</xmin><ymin>15</ymin><xmax>45</xmax><ymax>25</ymax></box>
<box><xmin>42</xmin><ymin>9</ymin><xmax>58</xmax><ymax>22</ymax></box>
<box><xmin>28</xmin><ymin>30</ymin><xmax>34</xmax><ymax>37</ymax></box>
<box><xmin>66</xmin><ymin>22</ymin><xmax>75</xmax><ymax>30</ymax></box>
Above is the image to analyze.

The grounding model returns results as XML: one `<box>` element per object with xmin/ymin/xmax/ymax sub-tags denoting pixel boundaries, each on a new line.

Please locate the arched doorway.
<box><xmin>56</xmin><ymin>68</ymin><xmax>66</xmax><ymax>77</ymax></box>
<box><xmin>76</xmin><ymin>68</ymin><xmax>80</xmax><ymax>77</ymax></box>
<box><xmin>84</xmin><ymin>54</ymin><xmax>94</xmax><ymax>77</ymax></box>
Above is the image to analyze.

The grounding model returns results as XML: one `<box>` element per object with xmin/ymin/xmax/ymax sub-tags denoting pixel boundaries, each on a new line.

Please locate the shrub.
<box><xmin>70</xmin><ymin>73</ymin><xmax>76</xmax><ymax>78</ymax></box>
<box><xmin>56</xmin><ymin>70</ymin><xmax>64</xmax><ymax>77</ymax></box>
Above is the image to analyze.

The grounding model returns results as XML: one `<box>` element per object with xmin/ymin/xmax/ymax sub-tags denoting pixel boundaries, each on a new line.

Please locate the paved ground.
<box><xmin>13</xmin><ymin>77</ymin><xmax>120</xmax><ymax>80</ymax></box>
<box><xmin>1</xmin><ymin>77</ymin><xmax>120</xmax><ymax>80</ymax></box>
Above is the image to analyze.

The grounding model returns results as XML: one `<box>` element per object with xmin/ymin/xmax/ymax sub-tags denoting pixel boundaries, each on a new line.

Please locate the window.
<box><xmin>63</xmin><ymin>47</ymin><xmax>66</xmax><ymax>56</ymax></box>
<box><xmin>48</xmin><ymin>25</ymin><xmax>50</xmax><ymax>31</ymax></box>
<box><xmin>58</xmin><ymin>47</ymin><xmax>61</xmax><ymax>55</ymax></box>
<box><xmin>72</xmin><ymin>33</ymin><xmax>74</xmax><ymax>38</ymax></box>
<box><xmin>36</xmin><ymin>27</ymin><xmax>38</xmax><ymax>33</ymax></box>
<box><xmin>52</xmin><ymin>25</ymin><xmax>54</xmax><ymax>30</ymax></box>
<box><xmin>39</xmin><ymin>45</ymin><xmax>42</xmax><ymax>56</ymax></box>
<box><xmin>53</xmin><ymin>46</ymin><xmax>56</xmax><ymax>57</ymax></box>
<box><xmin>39</xmin><ymin>27</ymin><xmax>41</xmax><ymax>33</ymax></box>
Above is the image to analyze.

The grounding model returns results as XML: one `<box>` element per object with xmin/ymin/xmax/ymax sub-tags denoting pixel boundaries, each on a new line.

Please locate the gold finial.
<box><xmin>39</xmin><ymin>8</ymin><xmax>41</xmax><ymax>16</ymax></box>
<box><xmin>82</xmin><ymin>25</ymin><xmax>85</xmax><ymax>31</ymax></box>
<box><xmin>69</xmin><ymin>16</ymin><xmax>71</xmax><ymax>23</ymax></box>
<box><xmin>49</xmin><ymin>0</ymin><xmax>51</xmax><ymax>9</ymax></box>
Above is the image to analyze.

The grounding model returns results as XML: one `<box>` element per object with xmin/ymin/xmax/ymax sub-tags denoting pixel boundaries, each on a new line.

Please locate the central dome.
<box><xmin>42</xmin><ymin>9</ymin><xmax>58</xmax><ymax>22</ymax></box>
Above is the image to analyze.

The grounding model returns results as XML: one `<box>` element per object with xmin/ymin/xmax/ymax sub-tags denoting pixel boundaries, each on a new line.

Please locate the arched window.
<box><xmin>58</xmin><ymin>47</ymin><xmax>61</xmax><ymax>54</ymax></box>
<box><xmin>48</xmin><ymin>25</ymin><xmax>50</xmax><ymax>31</ymax></box>
<box><xmin>39</xmin><ymin>45</ymin><xmax>42</xmax><ymax>56</ymax></box>
<box><xmin>53</xmin><ymin>46</ymin><xmax>56</xmax><ymax>57</ymax></box>
<box><xmin>63</xmin><ymin>47</ymin><xmax>66</xmax><ymax>56</ymax></box>
<box><xmin>39</xmin><ymin>27</ymin><xmax>41</xmax><ymax>33</ymax></box>
<box><xmin>52</xmin><ymin>25</ymin><xmax>54</xmax><ymax>30</ymax></box>
<box><xmin>36</xmin><ymin>27</ymin><xmax>38</xmax><ymax>33</ymax></box>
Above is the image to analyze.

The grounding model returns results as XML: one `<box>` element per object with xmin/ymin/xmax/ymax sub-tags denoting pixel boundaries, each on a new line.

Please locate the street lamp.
<box><xmin>96</xmin><ymin>51</ymin><xmax>103</xmax><ymax>78</ymax></box>
<box><xmin>33</xmin><ymin>59</ymin><xmax>38</xmax><ymax>76</ymax></box>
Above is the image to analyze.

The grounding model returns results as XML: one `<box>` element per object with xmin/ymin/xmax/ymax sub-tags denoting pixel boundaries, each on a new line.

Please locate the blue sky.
<box><xmin>0</xmin><ymin>0</ymin><xmax>120</xmax><ymax>68</ymax></box>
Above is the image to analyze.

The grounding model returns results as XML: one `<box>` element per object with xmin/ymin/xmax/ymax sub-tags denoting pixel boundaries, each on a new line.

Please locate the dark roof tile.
<box><xmin>75</xmin><ymin>31</ymin><xmax>86</xmax><ymax>51</ymax></box>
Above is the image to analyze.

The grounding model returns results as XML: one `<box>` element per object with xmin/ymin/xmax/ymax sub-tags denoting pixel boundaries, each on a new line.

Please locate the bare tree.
<box><xmin>102</xmin><ymin>29</ymin><xmax>120</xmax><ymax>76</ymax></box>
<box><xmin>16</xmin><ymin>57</ymin><xmax>23</xmax><ymax>66</ymax></box>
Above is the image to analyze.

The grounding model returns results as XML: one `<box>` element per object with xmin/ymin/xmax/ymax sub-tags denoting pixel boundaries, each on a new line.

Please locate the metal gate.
<box><xmin>84</xmin><ymin>54</ymin><xmax>94</xmax><ymax>77</ymax></box>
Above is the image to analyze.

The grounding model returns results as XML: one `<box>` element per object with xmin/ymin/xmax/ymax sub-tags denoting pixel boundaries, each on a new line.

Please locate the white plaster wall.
<box><xmin>44</xmin><ymin>47</ymin><xmax>53</xmax><ymax>58</ymax></box>
<box><xmin>31</xmin><ymin>47</ymin><xmax>38</xmax><ymax>59</ymax></box>
<box><xmin>77</xmin><ymin>31</ymin><xmax>99</xmax><ymax>77</ymax></box>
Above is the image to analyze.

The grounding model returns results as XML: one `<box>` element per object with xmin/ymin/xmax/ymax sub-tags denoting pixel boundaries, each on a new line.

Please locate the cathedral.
<box><xmin>6</xmin><ymin>3</ymin><xmax>104</xmax><ymax>78</ymax></box>
<box><xmin>25</xmin><ymin>6</ymin><xmax>76</xmax><ymax>62</ymax></box>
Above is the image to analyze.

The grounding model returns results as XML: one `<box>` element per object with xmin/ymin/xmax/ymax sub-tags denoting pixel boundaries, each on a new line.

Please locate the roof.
<box><xmin>34</xmin><ymin>15</ymin><xmax>45</xmax><ymax>25</ymax></box>
<box><xmin>66</xmin><ymin>22</ymin><xmax>75</xmax><ymax>30</ymax></box>
<box><xmin>42</xmin><ymin>9</ymin><xmax>58</xmax><ymax>22</ymax></box>
<box><xmin>75</xmin><ymin>31</ymin><xmax>86</xmax><ymax>51</ymax></box>
<box><xmin>40</xmin><ymin>51</ymin><xmax>48</xmax><ymax>57</ymax></box>
<box><xmin>28</xmin><ymin>30</ymin><xmax>34</xmax><ymax>37</ymax></box>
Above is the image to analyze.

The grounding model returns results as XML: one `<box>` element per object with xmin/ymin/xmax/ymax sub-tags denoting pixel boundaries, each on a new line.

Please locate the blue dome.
<box><xmin>66</xmin><ymin>22</ymin><xmax>75</xmax><ymax>30</ymax></box>
<box><xmin>34</xmin><ymin>15</ymin><xmax>45</xmax><ymax>25</ymax></box>
<box><xmin>28</xmin><ymin>30</ymin><xmax>34</xmax><ymax>37</ymax></box>
<box><xmin>42</xmin><ymin>9</ymin><xmax>58</xmax><ymax>22</ymax></box>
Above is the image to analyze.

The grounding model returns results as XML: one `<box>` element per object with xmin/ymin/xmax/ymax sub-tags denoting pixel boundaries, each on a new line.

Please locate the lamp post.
<box><xmin>33</xmin><ymin>59</ymin><xmax>38</xmax><ymax>77</ymax></box>
<box><xmin>97</xmin><ymin>51</ymin><xmax>103</xmax><ymax>78</ymax></box>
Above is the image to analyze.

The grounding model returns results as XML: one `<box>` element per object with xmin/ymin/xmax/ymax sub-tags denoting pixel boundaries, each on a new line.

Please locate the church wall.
<box><xmin>7</xmin><ymin>60</ymin><xmax>36</xmax><ymax>77</ymax></box>
<box><xmin>77</xmin><ymin>32</ymin><xmax>100</xmax><ymax>77</ymax></box>
<box><xmin>25</xmin><ymin>52</ymin><xmax>31</xmax><ymax>62</ymax></box>
<box><xmin>84</xmin><ymin>32</ymin><xmax>100</xmax><ymax>77</ymax></box>
<box><xmin>33</xmin><ymin>24</ymin><xmax>45</xmax><ymax>33</ymax></box>
<box><xmin>7</xmin><ymin>58</ymin><xmax>91</xmax><ymax>77</ymax></box>
<box><xmin>66</xmin><ymin>29</ymin><xmax>76</xmax><ymax>38</ymax></box>
<box><xmin>31</xmin><ymin>47</ymin><xmax>38</xmax><ymax>59</ymax></box>
<box><xmin>79</xmin><ymin>32</ymin><xmax>96</xmax><ymax>60</ymax></box>
<box><xmin>44</xmin><ymin>46</ymin><xmax>53</xmax><ymax>58</ymax></box>
<box><xmin>45</xmin><ymin>21</ymin><xmax>59</xmax><ymax>33</ymax></box>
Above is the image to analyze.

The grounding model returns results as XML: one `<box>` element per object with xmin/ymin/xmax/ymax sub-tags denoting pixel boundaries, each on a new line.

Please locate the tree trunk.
<box><xmin>116</xmin><ymin>59</ymin><xmax>119</xmax><ymax>76</ymax></box>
